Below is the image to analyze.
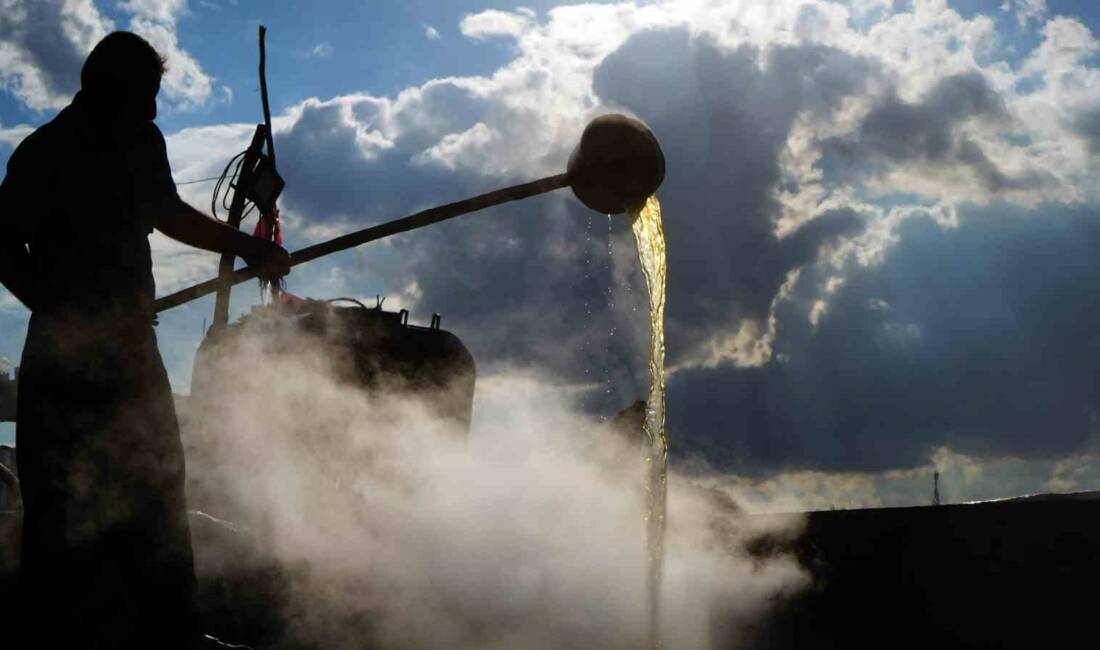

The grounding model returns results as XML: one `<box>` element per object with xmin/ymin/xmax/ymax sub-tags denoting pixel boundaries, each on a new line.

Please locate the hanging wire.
<box><xmin>601</xmin><ymin>215</ymin><xmax>615</xmax><ymax>419</ymax></box>
<box><xmin>211</xmin><ymin>151</ymin><xmax>243</xmax><ymax>220</ymax></box>
<box><xmin>175</xmin><ymin>175</ymin><xmax>223</xmax><ymax>186</ymax></box>
<box><xmin>209</xmin><ymin>150</ymin><xmax>259</xmax><ymax>222</ymax></box>
<box><xmin>581</xmin><ymin>212</ymin><xmax>598</xmax><ymax>414</ymax></box>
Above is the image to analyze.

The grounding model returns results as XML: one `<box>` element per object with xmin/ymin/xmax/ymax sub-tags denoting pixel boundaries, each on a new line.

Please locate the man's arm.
<box><xmin>0</xmin><ymin>141</ymin><xmax>42</xmax><ymax>311</ymax></box>
<box><xmin>0</xmin><ymin>240</ymin><xmax>36</xmax><ymax>311</ymax></box>
<box><xmin>135</xmin><ymin>122</ymin><xmax>289</xmax><ymax>277</ymax></box>
<box><xmin>154</xmin><ymin>198</ymin><xmax>290</xmax><ymax>278</ymax></box>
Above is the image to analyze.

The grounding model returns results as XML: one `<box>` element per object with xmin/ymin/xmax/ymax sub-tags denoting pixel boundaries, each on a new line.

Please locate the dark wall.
<box><xmin>2</xmin><ymin>485</ymin><xmax>1099</xmax><ymax>647</ymax></box>
<box><xmin>744</xmin><ymin>497</ymin><xmax>1100</xmax><ymax>649</ymax></box>
<box><xmin>0</xmin><ymin>445</ymin><xmax>17</xmax><ymax>511</ymax></box>
<box><xmin>0</xmin><ymin>375</ymin><xmax>14</xmax><ymax>423</ymax></box>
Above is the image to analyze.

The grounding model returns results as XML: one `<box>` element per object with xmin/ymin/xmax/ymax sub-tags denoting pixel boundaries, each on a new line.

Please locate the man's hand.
<box><xmin>155</xmin><ymin>199</ymin><xmax>290</xmax><ymax>279</ymax></box>
<box><xmin>242</xmin><ymin>237</ymin><xmax>291</xmax><ymax>281</ymax></box>
<box><xmin>0</xmin><ymin>241</ymin><xmax>37</xmax><ymax>311</ymax></box>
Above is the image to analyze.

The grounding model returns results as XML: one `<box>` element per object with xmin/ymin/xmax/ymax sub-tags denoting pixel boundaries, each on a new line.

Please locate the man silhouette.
<box><xmin>0</xmin><ymin>32</ymin><xmax>289</xmax><ymax>649</ymax></box>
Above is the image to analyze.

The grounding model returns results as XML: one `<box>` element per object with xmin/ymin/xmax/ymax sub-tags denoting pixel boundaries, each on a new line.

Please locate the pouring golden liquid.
<box><xmin>628</xmin><ymin>195</ymin><xmax>668</xmax><ymax>649</ymax></box>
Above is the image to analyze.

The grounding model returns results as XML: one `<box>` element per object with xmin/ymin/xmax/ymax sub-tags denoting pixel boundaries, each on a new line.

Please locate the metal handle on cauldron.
<box><xmin>154</xmin><ymin>114</ymin><xmax>664</xmax><ymax>314</ymax></box>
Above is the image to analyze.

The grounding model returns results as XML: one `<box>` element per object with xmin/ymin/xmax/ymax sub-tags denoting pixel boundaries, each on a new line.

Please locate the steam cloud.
<box><xmin>181</xmin><ymin>334</ymin><xmax>806</xmax><ymax>649</ymax></box>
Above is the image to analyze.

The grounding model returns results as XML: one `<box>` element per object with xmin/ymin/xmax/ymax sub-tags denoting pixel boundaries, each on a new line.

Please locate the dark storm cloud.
<box><xmin>276</xmin><ymin>104</ymin><xmax>462</xmax><ymax>222</ymax></box>
<box><xmin>592</xmin><ymin>29</ymin><xmax>873</xmax><ymax>359</ymax></box>
<box><xmin>820</xmin><ymin>71</ymin><xmax>1047</xmax><ymax>192</ymax></box>
<box><xmin>0</xmin><ymin>1</ymin><xmax>109</xmax><ymax>110</ymax></box>
<box><xmin>1069</xmin><ymin>107</ymin><xmax>1100</xmax><ymax>153</ymax></box>
<box><xmin>670</xmin><ymin>205</ymin><xmax>1100</xmax><ymax>474</ymax></box>
<box><xmin>275</xmin><ymin>76</ymin><xmax>505</xmax><ymax>220</ymax></box>
<box><xmin>274</xmin><ymin>95</ymin><xmax>612</xmax><ymax>379</ymax></box>
<box><xmin>272</xmin><ymin>24</ymin><xmax>1100</xmax><ymax>478</ymax></box>
<box><xmin>272</xmin><ymin>28</ymin><xmax>877</xmax><ymax>390</ymax></box>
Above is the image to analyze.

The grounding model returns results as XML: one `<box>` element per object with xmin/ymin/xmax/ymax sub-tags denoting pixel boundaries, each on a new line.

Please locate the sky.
<box><xmin>5</xmin><ymin>0</ymin><xmax>1100</xmax><ymax>508</ymax></box>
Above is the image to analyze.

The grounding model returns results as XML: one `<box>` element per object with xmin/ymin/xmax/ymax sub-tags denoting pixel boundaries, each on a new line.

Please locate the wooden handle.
<box><xmin>155</xmin><ymin>173</ymin><xmax>571</xmax><ymax>314</ymax></box>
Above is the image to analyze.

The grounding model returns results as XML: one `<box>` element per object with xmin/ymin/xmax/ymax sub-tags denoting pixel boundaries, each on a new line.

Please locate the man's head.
<box><xmin>81</xmin><ymin>32</ymin><xmax>166</xmax><ymax>124</ymax></box>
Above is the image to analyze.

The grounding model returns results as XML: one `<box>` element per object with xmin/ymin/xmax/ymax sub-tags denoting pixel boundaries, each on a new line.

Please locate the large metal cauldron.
<box><xmin>191</xmin><ymin>298</ymin><xmax>475</xmax><ymax>430</ymax></box>
<box><xmin>184</xmin><ymin>298</ymin><xmax>475</xmax><ymax>519</ymax></box>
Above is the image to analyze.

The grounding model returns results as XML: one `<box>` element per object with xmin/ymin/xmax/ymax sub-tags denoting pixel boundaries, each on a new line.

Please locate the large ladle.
<box><xmin>155</xmin><ymin>113</ymin><xmax>665</xmax><ymax>313</ymax></box>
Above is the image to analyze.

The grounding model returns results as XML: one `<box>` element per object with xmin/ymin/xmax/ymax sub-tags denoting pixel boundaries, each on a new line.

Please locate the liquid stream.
<box><xmin>627</xmin><ymin>195</ymin><xmax>668</xmax><ymax>649</ymax></box>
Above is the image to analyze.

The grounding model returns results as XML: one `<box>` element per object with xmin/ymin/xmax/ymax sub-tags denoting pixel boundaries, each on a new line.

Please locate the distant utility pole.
<box><xmin>933</xmin><ymin>471</ymin><xmax>941</xmax><ymax>506</ymax></box>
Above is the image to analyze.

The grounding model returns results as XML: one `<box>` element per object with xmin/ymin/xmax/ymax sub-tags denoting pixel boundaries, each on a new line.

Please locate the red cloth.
<box><xmin>252</xmin><ymin>207</ymin><xmax>282</xmax><ymax>245</ymax></box>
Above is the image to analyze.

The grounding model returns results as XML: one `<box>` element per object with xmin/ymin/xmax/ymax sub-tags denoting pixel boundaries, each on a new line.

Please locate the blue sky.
<box><xmin>3</xmin><ymin>3</ymin><xmax>1098</xmax><ymax>128</ymax></box>
<box><xmin>7</xmin><ymin>0</ymin><xmax>1100</xmax><ymax>507</ymax></box>
<box><xmin>0</xmin><ymin>1</ymin><xmax>549</xmax><ymax>136</ymax></box>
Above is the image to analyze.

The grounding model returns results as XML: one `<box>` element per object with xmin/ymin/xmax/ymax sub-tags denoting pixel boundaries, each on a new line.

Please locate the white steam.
<box><xmin>181</xmin><ymin>335</ymin><xmax>805</xmax><ymax>649</ymax></box>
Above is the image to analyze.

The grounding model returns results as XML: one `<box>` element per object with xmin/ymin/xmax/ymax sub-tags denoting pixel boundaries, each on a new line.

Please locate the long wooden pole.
<box><xmin>155</xmin><ymin>173</ymin><xmax>570</xmax><ymax>314</ymax></box>
<box><xmin>210</xmin><ymin>124</ymin><xmax>265</xmax><ymax>328</ymax></box>
<box><xmin>258</xmin><ymin>25</ymin><xmax>275</xmax><ymax>166</ymax></box>
<box><xmin>210</xmin><ymin>25</ymin><xmax>275</xmax><ymax>328</ymax></box>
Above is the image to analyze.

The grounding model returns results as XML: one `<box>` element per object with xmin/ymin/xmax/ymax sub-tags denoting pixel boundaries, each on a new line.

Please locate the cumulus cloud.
<box><xmin>124</xmin><ymin>0</ymin><xmax>212</xmax><ymax>109</ymax></box>
<box><xmin>819</xmin><ymin>71</ymin><xmax>1051</xmax><ymax>195</ymax></box>
<box><xmin>696</xmin><ymin>442</ymin><xmax>1100</xmax><ymax>511</ymax></box>
<box><xmin>310</xmin><ymin>42</ymin><xmax>333</xmax><ymax>58</ymax></box>
<box><xmin>0</xmin><ymin>122</ymin><xmax>33</xmax><ymax>148</ymax></box>
<box><xmin>0</xmin><ymin>0</ymin><xmax>212</xmax><ymax>112</ymax></box>
<box><xmin>0</xmin><ymin>0</ymin><xmax>114</xmax><ymax>110</ymax></box>
<box><xmin>413</xmin><ymin>122</ymin><xmax>502</xmax><ymax>170</ymax></box>
<box><xmin>150</xmin><ymin>121</ymin><xmax>255</xmax><ymax>293</ymax></box>
<box><xmin>672</xmin><ymin>204</ymin><xmax>1100</xmax><ymax>474</ymax></box>
<box><xmin>1014</xmin><ymin>17</ymin><xmax>1100</xmax><ymax>160</ymax></box>
<box><xmin>1002</xmin><ymin>0</ymin><xmax>1049</xmax><ymax>27</ymax></box>
<box><xmin>118</xmin><ymin>0</ymin><xmax>189</xmax><ymax>24</ymax></box>
<box><xmin>424</xmin><ymin>24</ymin><xmax>441</xmax><ymax>41</ymax></box>
<box><xmin>459</xmin><ymin>8</ymin><xmax>536</xmax><ymax>41</ymax></box>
